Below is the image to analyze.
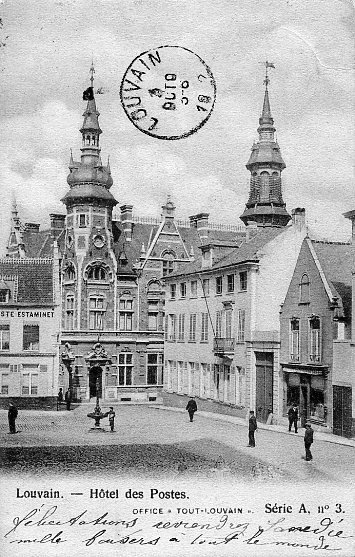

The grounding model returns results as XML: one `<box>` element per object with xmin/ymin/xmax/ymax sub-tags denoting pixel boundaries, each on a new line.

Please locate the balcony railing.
<box><xmin>309</xmin><ymin>354</ymin><xmax>321</xmax><ymax>363</ymax></box>
<box><xmin>213</xmin><ymin>337</ymin><xmax>235</xmax><ymax>354</ymax></box>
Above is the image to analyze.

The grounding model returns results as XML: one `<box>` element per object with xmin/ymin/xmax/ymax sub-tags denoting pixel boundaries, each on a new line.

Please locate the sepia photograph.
<box><xmin>0</xmin><ymin>0</ymin><xmax>354</xmax><ymax>555</ymax></box>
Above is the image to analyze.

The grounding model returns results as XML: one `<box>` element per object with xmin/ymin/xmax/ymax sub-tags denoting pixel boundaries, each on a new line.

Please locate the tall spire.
<box><xmin>240</xmin><ymin>64</ymin><xmax>290</xmax><ymax>228</ymax></box>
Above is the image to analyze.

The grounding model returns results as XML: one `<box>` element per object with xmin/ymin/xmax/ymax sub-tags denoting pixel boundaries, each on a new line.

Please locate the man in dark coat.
<box><xmin>304</xmin><ymin>422</ymin><xmax>314</xmax><ymax>461</ymax></box>
<box><xmin>186</xmin><ymin>397</ymin><xmax>197</xmax><ymax>422</ymax></box>
<box><xmin>108</xmin><ymin>407</ymin><xmax>115</xmax><ymax>432</ymax></box>
<box><xmin>8</xmin><ymin>402</ymin><xmax>18</xmax><ymax>434</ymax></box>
<box><xmin>248</xmin><ymin>410</ymin><xmax>257</xmax><ymax>447</ymax></box>
<box><xmin>288</xmin><ymin>404</ymin><xmax>299</xmax><ymax>433</ymax></box>
<box><xmin>57</xmin><ymin>388</ymin><xmax>63</xmax><ymax>410</ymax></box>
<box><xmin>65</xmin><ymin>388</ymin><xmax>72</xmax><ymax>411</ymax></box>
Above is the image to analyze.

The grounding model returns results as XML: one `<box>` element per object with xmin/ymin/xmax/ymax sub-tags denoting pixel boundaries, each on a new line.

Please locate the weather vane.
<box><xmin>264</xmin><ymin>60</ymin><xmax>275</xmax><ymax>88</ymax></box>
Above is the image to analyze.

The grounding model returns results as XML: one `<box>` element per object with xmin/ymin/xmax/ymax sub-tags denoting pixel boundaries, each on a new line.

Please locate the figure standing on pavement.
<box><xmin>186</xmin><ymin>397</ymin><xmax>197</xmax><ymax>422</ymax></box>
<box><xmin>288</xmin><ymin>404</ymin><xmax>299</xmax><ymax>433</ymax></box>
<box><xmin>304</xmin><ymin>422</ymin><xmax>314</xmax><ymax>461</ymax></box>
<box><xmin>8</xmin><ymin>402</ymin><xmax>18</xmax><ymax>434</ymax></box>
<box><xmin>248</xmin><ymin>410</ymin><xmax>257</xmax><ymax>447</ymax></box>
<box><xmin>65</xmin><ymin>388</ymin><xmax>72</xmax><ymax>411</ymax></box>
<box><xmin>108</xmin><ymin>407</ymin><xmax>115</xmax><ymax>432</ymax></box>
<box><xmin>57</xmin><ymin>388</ymin><xmax>63</xmax><ymax>410</ymax></box>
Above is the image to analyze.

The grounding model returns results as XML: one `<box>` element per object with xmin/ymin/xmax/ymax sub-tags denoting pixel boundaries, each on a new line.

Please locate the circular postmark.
<box><xmin>120</xmin><ymin>45</ymin><xmax>216</xmax><ymax>140</ymax></box>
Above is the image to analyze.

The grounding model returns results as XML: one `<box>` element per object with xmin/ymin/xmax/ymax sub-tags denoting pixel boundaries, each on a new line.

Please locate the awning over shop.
<box><xmin>282</xmin><ymin>365</ymin><xmax>327</xmax><ymax>376</ymax></box>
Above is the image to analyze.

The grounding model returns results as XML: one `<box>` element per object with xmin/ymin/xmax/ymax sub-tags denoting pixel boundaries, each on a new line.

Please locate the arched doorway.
<box><xmin>89</xmin><ymin>366</ymin><xmax>103</xmax><ymax>398</ymax></box>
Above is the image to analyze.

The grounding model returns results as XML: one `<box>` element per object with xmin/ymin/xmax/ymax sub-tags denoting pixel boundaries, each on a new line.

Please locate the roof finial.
<box><xmin>264</xmin><ymin>61</ymin><xmax>275</xmax><ymax>89</ymax></box>
<box><xmin>90</xmin><ymin>59</ymin><xmax>95</xmax><ymax>89</ymax></box>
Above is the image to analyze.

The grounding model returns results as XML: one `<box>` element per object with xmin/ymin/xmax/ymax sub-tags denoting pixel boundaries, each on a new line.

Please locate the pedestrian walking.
<box><xmin>108</xmin><ymin>407</ymin><xmax>115</xmax><ymax>432</ymax></box>
<box><xmin>57</xmin><ymin>388</ymin><xmax>63</xmax><ymax>410</ymax></box>
<box><xmin>288</xmin><ymin>403</ymin><xmax>299</xmax><ymax>433</ymax></box>
<box><xmin>186</xmin><ymin>397</ymin><xmax>197</xmax><ymax>422</ymax></box>
<box><xmin>304</xmin><ymin>422</ymin><xmax>314</xmax><ymax>461</ymax></box>
<box><xmin>65</xmin><ymin>388</ymin><xmax>71</xmax><ymax>411</ymax></box>
<box><xmin>8</xmin><ymin>402</ymin><xmax>18</xmax><ymax>434</ymax></box>
<box><xmin>248</xmin><ymin>410</ymin><xmax>257</xmax><ymax>447</ymax></box>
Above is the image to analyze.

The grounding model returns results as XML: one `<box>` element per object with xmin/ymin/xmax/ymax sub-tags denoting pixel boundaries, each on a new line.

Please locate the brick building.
<box><xmin>0</xmin><ymin>252</ymin><xmax>61</xmax><ymax>409</ymax></box>
<box><xmin>4</xmin><ymin>65</ymin><xmax>246</xmax><ymax>405</ymax></box>
<box><xmin>280</xmin><ymin>237</ymin><xmax>353</xmax><ymax>436</ymax></box>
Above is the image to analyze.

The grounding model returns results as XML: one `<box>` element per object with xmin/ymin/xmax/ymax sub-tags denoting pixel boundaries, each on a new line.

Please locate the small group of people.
<box><xmin>57</xmin><ymin>388</ymin><xmax>72</xmax><ymax>411</ymax></box>
<box><xmin>186</xmin><ymin>397</ymin><xmax>314</xmax><ymax>461</ymax></box>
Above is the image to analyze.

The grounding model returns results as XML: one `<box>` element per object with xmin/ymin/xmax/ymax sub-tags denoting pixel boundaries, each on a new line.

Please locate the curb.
<box><xmin>150</xmin><ymin>405</ymin><xmax>355</xmax><ymax>448</ymax></box>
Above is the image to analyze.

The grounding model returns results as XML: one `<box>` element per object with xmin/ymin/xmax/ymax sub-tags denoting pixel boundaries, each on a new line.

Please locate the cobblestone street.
<box><xmin>0</xmin><ymin>404</ymin><xmax>354</xmax><ymax>483</ymax></box>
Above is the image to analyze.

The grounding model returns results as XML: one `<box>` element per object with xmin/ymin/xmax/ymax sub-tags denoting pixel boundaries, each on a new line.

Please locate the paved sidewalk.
<box><xmin>152</xmin><ymin>404</ymin><xmax>355</xmax><ymax>448</ymax></box>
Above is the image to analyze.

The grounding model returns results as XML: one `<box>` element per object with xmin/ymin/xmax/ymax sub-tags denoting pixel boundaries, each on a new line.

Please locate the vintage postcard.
<box><xmin>0</xmin><ymin>0</ymin><xmax>354</xmax><ymax>556</ymax></box>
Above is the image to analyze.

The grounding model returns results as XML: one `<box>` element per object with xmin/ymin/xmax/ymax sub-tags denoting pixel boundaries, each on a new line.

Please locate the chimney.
<box><xmin>291</xmin><ymin>208</ymin><xmax>306</xmax><ymax>231</ymax></box>
<box><xmin>200</xmin><ymin>244</ymin><xmax>214</xmax><ymax>268</ymax></box>
<box><xmin>120</xmin><ymin>204</ymin><xmax>133</xmax><ymax>242</ymax></box>
<box><xmin>50</xmin><ymin>214</ymin><xmax>66</xmax><ymax>231</ymax></box>
<box><xmin>24</xmin><ymin>223</ymin><xmax>40</xmax><ymax>232</ymax></box>
<box><xmin>195</xmin><ymin>213</ymin><xmax>209</xmax><ymax>242</ymax></box>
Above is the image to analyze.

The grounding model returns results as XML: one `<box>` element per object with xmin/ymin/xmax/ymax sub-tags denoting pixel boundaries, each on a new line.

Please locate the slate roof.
<box><xmin>22</xmin><ymin>229</ymin><xmax>65</xmax><ymax>258</ymax></box>
<box><xmin>170</xmin><ymin>226</ymin><xmax>285</xmax><ymax>278</ymax></box>
<box><xmin>0</xmin><ymin>258</ymin><xmax>54</xmax><ymax>306</ymax></box>
<box><xmin>311</xmin><ymin>240</ymin><xmax>352</xmax><ymax>319</ymax></box>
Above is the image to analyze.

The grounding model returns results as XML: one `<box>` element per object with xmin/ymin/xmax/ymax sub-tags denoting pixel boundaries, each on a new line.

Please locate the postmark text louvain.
<box><xmin>5</xmin><ymin>489</ymin><xmax>353</xmax><ymax>551</ymax></box>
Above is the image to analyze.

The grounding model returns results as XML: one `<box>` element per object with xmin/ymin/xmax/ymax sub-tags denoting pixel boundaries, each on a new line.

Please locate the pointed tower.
<box><xmin>240</xmin><ymin>64</ymin><xmax>290</xmax><ymax>227</ymax></box>
<box><xmin>61</xmin><ymin>64</ymin><xmax>118</xmax><ymax>332</ymax></box>
<box><xmin>6</xmin><ymin>198</ymin><xmax>26</xmax><ymax>258</ymax></box>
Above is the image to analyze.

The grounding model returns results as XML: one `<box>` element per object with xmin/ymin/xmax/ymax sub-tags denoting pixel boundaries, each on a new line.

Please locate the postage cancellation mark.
<box><xmin>120</xmin><ymin>45</ymin><xmax>216</xmax><ymax>140</ymax></box>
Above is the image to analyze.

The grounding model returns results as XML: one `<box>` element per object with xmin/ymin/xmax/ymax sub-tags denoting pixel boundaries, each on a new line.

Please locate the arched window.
<box><xmin>88</xmin><ymin>266</ymin><xmax>107</xmax><ymax>281</ymax></box>
<box><xmin>299</xmin><ymin>274</ymin><xmax>310</xmax><ymax>304</ymax></box>
<box><xmin>64</xmin><ymin>264</ymin><xmax>76</xmax><ymax>281</ymax></box>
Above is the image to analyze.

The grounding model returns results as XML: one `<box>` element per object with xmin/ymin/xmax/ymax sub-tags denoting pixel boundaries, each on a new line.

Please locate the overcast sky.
<box><xmin>0</xmin><ymin>0</ymin><xmax>354</xmax><ymax>254</ymax></box>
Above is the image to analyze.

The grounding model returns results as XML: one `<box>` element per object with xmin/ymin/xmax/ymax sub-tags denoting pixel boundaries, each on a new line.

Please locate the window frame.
<box><xmin>88</xmin><ymin>296</ymin><xmax>105</xmax><ymax>330</ymax></box>
<box><xmin>239</xmin><ymin>271</ymin><xmax>248</xmax><ymax>291</ymax></box>
<box><xmin>290</xmin><ymin>318</ymin><xmax>300</xmax><ymax>362</ymax></box>
<box><xmin>201</xmin><ymin>312</ymin><xmax>209</xmax><ymax>342</ymax></box>
<box><xmin>299</xmin><ymin>274</ymin><xmax>310</xmax><ymax>304</ymax></box>
<box><xmin>0</xmin><ymin>324</ymin><xmax>10</xmax><ymax>351</ymax></box>
<box><xmin>23</xmin><ymin>324</ymin><xmax>39</xmax><ymax>351</ymax></box>
<box><xmin>189</xmin><ymin>313</ymin><xmax>197</xmax><ymax>342</ymax></box>
<box><xmin>119</xmin><ymin>298</ymin><xmax>133</xmax><ymax>331</ymax></box>
<box><xmin>118</xmin><ymin>352</ymin><xmax>133</xmax><ymax>386</ymax></box>
<box><xmin>237</xmin><ymin>309</ymin><xmax>245</xmax><ymax>342</ymax></box>
<box><xmin>227</xmin><ymin>274</ymin><xmax>235</xmax><ymax>293</ymax></box>
<box><xmin>216</xmin><ymin>276</ymin><xmax>223</xmax><ymax>295</ymax></box>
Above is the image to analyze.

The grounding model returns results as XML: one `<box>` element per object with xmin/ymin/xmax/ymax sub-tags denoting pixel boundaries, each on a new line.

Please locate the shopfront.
<box><xmin>283</xmin><ymin>365</ymin><xmax>328</xmax><ymax>427</ymax></box>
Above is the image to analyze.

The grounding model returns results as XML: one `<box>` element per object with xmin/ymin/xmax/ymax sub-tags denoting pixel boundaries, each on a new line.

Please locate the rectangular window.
<box><xmin>119</xmin><ymin>299</ymin><xmax>133</xmax><ymax>331</ymax></box>
<box><xmin>309</xmin><ymin>317</ymin><xmax>321</xmax><ymax>362</ymax></box>
<box><xmin>169</xmin><ymin>314</ymin><xmax>176</xmax><ymax>341</ymax></box>
<box><xmin>1</xmin><ymin>373</ymin><xmax>9</xmax><ymax>395</ymax></box>
<box><xmin>237</xmin><ymin>309</ymin><xmax>245</xmax><ymax>342</ymax></box>
<box><xmin>190</xmin><ymin>280</ymin><xmax>197</xmax><ymax>297</ymax></box>
<box><xmin>21</xmin><ymin>372</ymin><xmax>38</xmax><ymax>395</ymax></box>
<box><xmin>216</xmin><ymin>310</ymin><xmax>223</xmax><ymax>338</ymax></box>
<box><xmin>227</xmin><ymin>274</ymin><xmax>235</xmax><ymax>293</ymax></box>
<box><xmin>201</xmin><ymin>312</ymin><xmax>209</xmax><ymax>342</ymax></box>
<box><xmin>147</xmin><ymin>301</ymin><xmax>159</xmax><ymax>331</ymax></box>
<box><xmin>239</xmin><ymin>271</ymin><xmax>248</xmax><ymax>291</ymax></box>
<box><xmin>118</xmin><ymin>353</ymin><xmax>133</xmax><ymax>385</ymax></box>
<box><xmin>65</xmin><ymin>295</ymin><xmax>74</xmax><ymax>330</ymax></box>
<box><xmin>147</xmin><ymin>353</ymin><xmax>163</xmax><ymax>385</ymax></box>
<box><xmin>0</xmin><ymin>289</ymin><xmax>9</xmax><ymax>303</ymax></box>
<box><xmin>170</xmin><ymin>284</ymin><xmax>176</xmax><ymax>299</ymax></box>
<box><xmin>290</xmin><ymin>319</ymin><xmax>300</xmax><ymax>361</ymax></box>
<box><xmin>0</xmin><ymin>324</ymin><xmax>10</xmax><ymax>351</ymax></box>
<box><xmin>79</xmin><ymin>213</ymin><xmax>86</xmax><ymax>228</ymax></box>
<box><xmin>189</xmin><ymin>314</ymin><xmax>197</xmax><ymax>342</ymax></box>
<box><xmin>23</xmin><ymin>324</ymin><xmax>39</xmax><ymax>351</ymax></box>
<box><xmin>178</xmin><ymin>314</ymin><xmax>185</xmax><ymax>341</ymax></box>
<box><xmin>164</xmin><ymin>315</ymin><xmax>168</xmax><ymax>340</ymax></box>
<box><xmin>162</xmin><ymin>260</ymin><xmax>174</xmax><ymax>276</ymax></box>
<box><xmin>225</xmin><ymin>309</ymin><xmax>233</xmax><ymax>339</ymax></box>
<box><xmin>202</xmin><ymin>278</ymin><xmax>209</xmax><ymax>296</ymax></box>
<box><xmin>216</xmin><ymin>276</ymin><xmax>223</xmax><ymax>294</ymax></box>
<box><xmin>180</xmin><ymin>282</ymin><xmax>187</xmax><ymax>298</ymax></box>
<box><xmin>89</xmin><ymin>297</ymin><xmax>105</xmax><ymax>330</ymax></box>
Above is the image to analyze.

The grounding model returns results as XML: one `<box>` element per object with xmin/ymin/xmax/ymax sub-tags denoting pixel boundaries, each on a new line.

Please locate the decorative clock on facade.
<box><xmin>93</xmin><ymin>234</ymin><xmax>105</xmax><ymax>248</ymax></box>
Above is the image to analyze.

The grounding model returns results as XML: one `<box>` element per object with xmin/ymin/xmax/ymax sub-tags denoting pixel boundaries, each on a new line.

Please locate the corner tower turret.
<box><xmin>240</xmin><ymin>63</ymin><xmax>291</xmax><ymax>227</ymax></box>
<box><xmin>61</xmin><ymin>65</ymin><xmax>118</xmax><ymax>332</ymax></box>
